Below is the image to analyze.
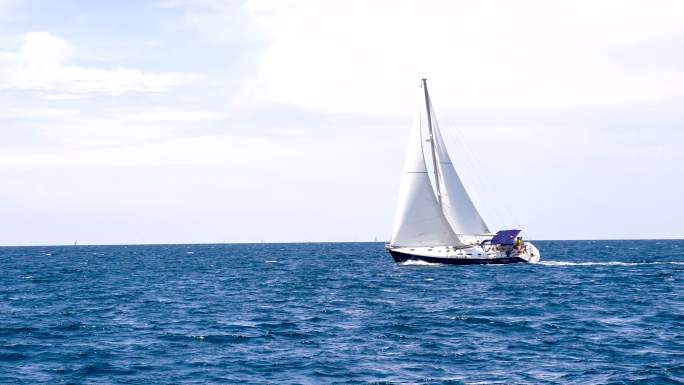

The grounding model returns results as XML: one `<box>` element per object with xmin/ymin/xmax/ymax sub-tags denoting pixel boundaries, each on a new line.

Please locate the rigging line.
<box><xmin>433</xmin><ymin>104</ymin><xmax>509</xmax><ymax>231</ymax></box>
<box><xmin>428</xmin><ymin>97</ymin><xmax>503</xmax><ymax>230</ymax></box>
<box><xmin>449</xmin><ymin>119</ymin><xmax>523</xmax><ymax>230</ymax></box>
<box><xmin>437</xmin><ymin>111</ymin><xmax>504</xmax><ymax>229</ymax></box>
<box><xmin>452</xmin><ymin>121</ymin><xmax>515</xmax><ymax>229</ymax></box>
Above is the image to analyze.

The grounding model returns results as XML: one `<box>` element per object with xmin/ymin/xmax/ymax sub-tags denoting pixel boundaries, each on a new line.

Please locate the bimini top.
<box><xmin>490</xmin><ymin>229</ymin><xmax>522</xmax><ymax>245</ymax></box>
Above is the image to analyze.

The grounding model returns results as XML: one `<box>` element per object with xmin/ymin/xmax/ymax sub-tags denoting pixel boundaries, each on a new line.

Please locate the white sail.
<box><xmin>430</xmin><ymin>105</ymin><xmax>490</xmax><ymax>236</ymax></box>
<box><xmin>390</xmin><ymin>110</ymin><xmax>463</xmax><ymax>247</ymax></box>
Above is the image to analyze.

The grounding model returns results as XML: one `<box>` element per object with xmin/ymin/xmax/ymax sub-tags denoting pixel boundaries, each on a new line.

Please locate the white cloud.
<box><xmin>0</xmin><ymin>32</ymin><xmax>199</xmax><ymax>95</ymax></box>
<box><xmin>0</xmin><ymin>0</ymin><xmax>15</xmax><ymax>17</ymax></box>
<box><xmin>0</xmin><ymin>106</ymin><xmax>225</xmax><ymax>152</ymax></box>
<box><xmin>0</xmin><ymin>107</ymin><xmax>80</xmax><ymax>119</ymax></box>
<box><xmin>234</xmin><ymin>0</ymin><xmax>684</xmax><ymax>115</ymax></box>
<box><xmin>0</xmin><ymin>135</ymin><xmax>295</xmax><ymax>169</ymax></box>
<box><xmin>111</xmin><ymin>108</ymin><xmax>224</xmax><ymax>122</ymax></box>
<box><xmin>159</xmin><ymin>0</ymin><xmax>262</xmax><ymax>45</ymax></box>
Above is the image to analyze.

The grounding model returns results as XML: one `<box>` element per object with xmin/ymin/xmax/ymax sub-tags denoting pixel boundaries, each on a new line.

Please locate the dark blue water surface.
<box><xmin>1</xmin><ymin>240</ymin><xmax>683</xmax><ymax>384</ymax></box>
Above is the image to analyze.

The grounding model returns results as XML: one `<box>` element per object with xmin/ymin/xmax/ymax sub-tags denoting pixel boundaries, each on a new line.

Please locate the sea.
<box><xmin>0</xmin><ymin>240</ymin><xmax>682</xmax><ymax>384</ymax></box>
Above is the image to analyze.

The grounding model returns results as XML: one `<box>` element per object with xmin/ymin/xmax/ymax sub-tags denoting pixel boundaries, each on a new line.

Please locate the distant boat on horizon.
<box><xmin>386</xmin><ymin>79</ymin><xmax>541</xmax><ymax>265</ymax></box>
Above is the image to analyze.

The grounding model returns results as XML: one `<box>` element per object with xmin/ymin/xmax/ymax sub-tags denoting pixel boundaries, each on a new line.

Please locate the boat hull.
<box><xmin>389</xmin><ymin>250</ymin><xmax>529</xmax><ymax>265</ymax></box>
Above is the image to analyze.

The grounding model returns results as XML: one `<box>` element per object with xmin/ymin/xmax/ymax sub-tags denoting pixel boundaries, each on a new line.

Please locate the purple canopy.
<box><xmin>490</xmin><ymin>230</ymin><xmax>522</xmax><ymax>245</ymax></box>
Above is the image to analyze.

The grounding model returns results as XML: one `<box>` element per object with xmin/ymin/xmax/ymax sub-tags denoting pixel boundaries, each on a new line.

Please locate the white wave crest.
<box><xmin>399</xmin><ymin>260</ymin><xmax>444</xmax><ymax>267</ymax></box>
<box><xmin>540</xmin><ymin>261</ymin><xmax>684</xmax><ymax>267</ymax></box>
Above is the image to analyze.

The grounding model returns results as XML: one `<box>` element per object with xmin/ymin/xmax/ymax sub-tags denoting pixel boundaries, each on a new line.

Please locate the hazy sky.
<box><xmin>1</xmin><ymin>0</ymin><xmax>683</xmax><ymax>245</ymax></box>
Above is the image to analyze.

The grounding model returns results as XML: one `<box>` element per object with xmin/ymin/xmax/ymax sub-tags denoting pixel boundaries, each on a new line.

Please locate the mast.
<box><xmin>422</xmin><ymin>78</ymin><xmax>441</xmax><ymax>206</ymax></box>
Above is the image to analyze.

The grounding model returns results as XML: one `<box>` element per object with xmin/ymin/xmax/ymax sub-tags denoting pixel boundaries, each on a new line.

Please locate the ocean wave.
<box><xmin>540</xmin><ymin>261</ymin><xmax>684</xmax><ymax>266</ymax></box>
<box><xmin>3</xmin><ymin>241</ymin><xmax>683</xmax><ymax>384</ymax></box>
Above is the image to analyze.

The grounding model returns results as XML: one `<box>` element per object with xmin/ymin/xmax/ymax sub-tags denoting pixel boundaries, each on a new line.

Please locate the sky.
<box><xmin>0</xmin><ymin>0</ymin><xmax>683</xmax><ymax>245</ymax></box>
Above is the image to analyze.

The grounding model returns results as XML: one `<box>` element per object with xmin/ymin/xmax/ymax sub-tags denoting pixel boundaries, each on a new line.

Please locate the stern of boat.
<box><xmin>522</xmin><ymin>242</ymin><xmax>541</xmax><ymax>263</ymax></box>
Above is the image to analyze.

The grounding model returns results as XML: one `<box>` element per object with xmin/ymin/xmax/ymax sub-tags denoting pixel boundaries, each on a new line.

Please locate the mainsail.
<box><xmin>390</xmin><ymin>80</ymin><xmax>489</xmax><ymax>247</ymax></box>
<box><xmin>390</xmin><ymin>108</ymin><xmax>462</xmax><ymax>247</ymax></box>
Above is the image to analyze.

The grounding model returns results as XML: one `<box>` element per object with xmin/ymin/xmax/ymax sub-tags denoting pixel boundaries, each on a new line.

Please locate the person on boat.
<box><xmin>515</xmin><ymin>236</ymin><xmax>523</xmax><ymax>251</ymax></box>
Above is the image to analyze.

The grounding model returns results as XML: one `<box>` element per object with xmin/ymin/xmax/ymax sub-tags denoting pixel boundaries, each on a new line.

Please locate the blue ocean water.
<box><xmin>0</xmin><ymin>240</ymin><xmax>683</xmax><ymax>384</ymax></box>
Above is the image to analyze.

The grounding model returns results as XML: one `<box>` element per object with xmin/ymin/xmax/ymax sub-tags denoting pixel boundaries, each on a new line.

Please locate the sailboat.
<box><xmin>386</xmin><ymin>79</ymin><xmax>541</xmax><ymax>265</ymax></box>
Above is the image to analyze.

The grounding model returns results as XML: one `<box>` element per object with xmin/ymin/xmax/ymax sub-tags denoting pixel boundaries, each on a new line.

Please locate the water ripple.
<box><xmin>0</xmin><ymin>240</ymin><xmax>683</xmax><ymax>384</ymax></box>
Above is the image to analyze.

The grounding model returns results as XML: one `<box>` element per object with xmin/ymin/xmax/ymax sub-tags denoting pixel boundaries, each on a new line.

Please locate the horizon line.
<box><xmin>1</xmin><ymin>238</ymin><xmax>683</xmax><ymax>248</ymax></box>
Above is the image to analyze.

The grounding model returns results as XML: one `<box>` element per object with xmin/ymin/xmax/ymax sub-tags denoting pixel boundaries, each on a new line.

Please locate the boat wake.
<box><xmin>540</xmin><ymin>261</ymin><xmax>684</xmax><ymax>267</ymax></box>
<box><xmin>399</xmin><ymin>260</ymin><xmax>444</xmax><ymax>267</ymax></box>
